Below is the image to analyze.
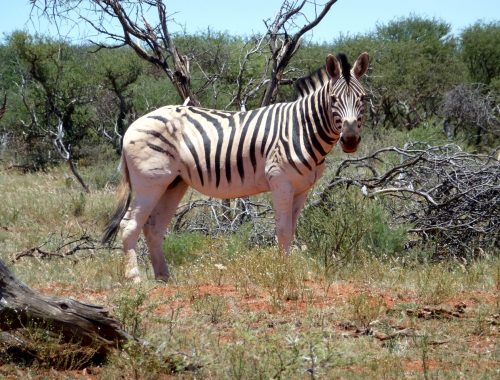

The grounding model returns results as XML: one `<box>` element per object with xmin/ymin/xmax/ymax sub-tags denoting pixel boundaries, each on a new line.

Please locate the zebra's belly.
<box><xmin>188</xmin><ymin>179</ymin><xmax>271</xmax><ymax>199</ymax></box>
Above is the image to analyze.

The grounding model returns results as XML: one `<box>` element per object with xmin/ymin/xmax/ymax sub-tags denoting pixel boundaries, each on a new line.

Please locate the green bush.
<box><xmin>297</xmin><ymin>187</ymin><xmax>408</xmax><ymax>270</ymax></box>
<box><xmin>163</xmin><ymin>232</ymin><xmax>210</xmax><ymax>266</ymax></box>
<box><xmin>362</xmin><ymin>200</ymin><xmax>407</xmax><ymax>257</ymax></box>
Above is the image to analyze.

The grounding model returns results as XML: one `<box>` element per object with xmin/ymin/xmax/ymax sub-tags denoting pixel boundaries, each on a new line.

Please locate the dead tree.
<box><xmin>32</xmin><ymin>0</ymin><xmax>340</xmax><ymax>109</ymax></box>
<box><xmin>261</xmin><ymin>0</ymin><xmax>338</xmax><ymax>106</ymax></box>
<box><xmin>224</xmin><ymin>0</ymin><xmax>339</xmax><ymax>109</ymax></box>
<box><xmin>32</xmin><ymin>0</ymin><xmax>200</xmax><ymax>106</ymax></box>
<box><xmin>0</xmin><ymin>258</ymin><xmax>131</xmax><ymax>367</ymax></box>
<box><xmin>440</xmin><ymin>83</ymin><xmax>500</xmax><ymax>145</ymax></box>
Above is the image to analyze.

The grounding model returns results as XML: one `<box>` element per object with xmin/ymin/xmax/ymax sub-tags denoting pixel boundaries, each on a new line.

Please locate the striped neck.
<box><xmin>293</xmin><ymin>84</ymin><xmax>339</xmax><ymax>163</ymax></box>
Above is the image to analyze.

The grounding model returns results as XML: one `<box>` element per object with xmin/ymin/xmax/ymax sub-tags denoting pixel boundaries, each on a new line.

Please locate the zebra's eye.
<box><xmin>331</xmin><ymin>95</ymin><xmax>338</xmax><ymax>104</ymax></box>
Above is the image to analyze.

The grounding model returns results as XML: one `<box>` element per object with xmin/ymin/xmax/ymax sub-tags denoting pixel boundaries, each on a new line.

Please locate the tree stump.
<box><xmin>0</xmin><ymin>258</ymin><xmax>132</xmax><ymax>367</ymax></box>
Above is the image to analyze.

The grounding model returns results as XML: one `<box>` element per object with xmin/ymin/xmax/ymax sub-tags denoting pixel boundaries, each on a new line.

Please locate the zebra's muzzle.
<box><xmin>340</xmin><ymin>136</ymin><xmax>361</xmax><ymax>153</ymax></box>
<box><xmin>340</xmin><ymin>123</ymin><xmax>361</xmax><ymax>153</ymax></box>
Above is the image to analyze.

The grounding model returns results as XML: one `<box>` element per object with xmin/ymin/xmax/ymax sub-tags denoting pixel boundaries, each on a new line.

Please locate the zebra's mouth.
<box><xmin>341</xmin><ymin>145</ymin><xmax>358</xmax><ymax>153</ymax></box>
<box><xmin>340</xmin><ymin>135</ymin><xmax>361</xmax><ymax>153</ymax></box>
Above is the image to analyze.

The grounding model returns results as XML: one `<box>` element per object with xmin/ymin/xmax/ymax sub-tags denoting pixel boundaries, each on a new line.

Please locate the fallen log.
<box><xmin>0</xmin><ymin>258</ymin><xmax>132</xmax><ymax>366</ymax></box>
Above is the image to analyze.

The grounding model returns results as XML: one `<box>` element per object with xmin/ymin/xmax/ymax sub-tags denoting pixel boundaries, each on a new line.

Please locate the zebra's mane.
<box><xmin>294</xmin><ymin>53</ymin><xmax>352</xmax><ymax>98</ymax></box>
<box><xmin>294</xmin><ymin>67</ymin><xmax>330</xmax><ymax>99</ymax></box>
<box><xmin>336</xmin><ymin>53</ymin><xmax>352</xmax><ymax>85</ymax></box>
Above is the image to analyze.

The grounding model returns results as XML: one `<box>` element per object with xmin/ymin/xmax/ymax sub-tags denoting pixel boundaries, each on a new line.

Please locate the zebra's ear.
<box><xmin>325</xmin><ymin>54</ymin><xmax>341</xmax><ymax>80</ymax></box>
<box><xmin>352</xmin><ymin>52</ymin><xmax>369</xmax><ymax>79</ymax></box>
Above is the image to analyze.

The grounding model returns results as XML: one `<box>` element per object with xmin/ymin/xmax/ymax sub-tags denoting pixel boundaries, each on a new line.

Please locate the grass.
<box><xmin>0</xmin><ymin>148</ymin><xmax>499</xmax><ymax>379</ymax></box>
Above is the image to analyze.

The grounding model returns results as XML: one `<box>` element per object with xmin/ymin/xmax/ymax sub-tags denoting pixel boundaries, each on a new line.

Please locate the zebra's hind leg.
<box><xmin>120</xmin><ymin>185</ymin><xmax>166</xmax><ymax>283</ymax></box>
<box><xmin>143</xmin><ymin>179</ymin><xmax>188</xmax><ymax>282</ymax></box>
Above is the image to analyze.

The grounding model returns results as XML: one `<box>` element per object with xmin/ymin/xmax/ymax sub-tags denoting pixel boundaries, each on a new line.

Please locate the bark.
<box><xmin>0</xmin><ymin>95</ymin><xmax>6</xmax><ymax>119</ymax></box>
<box><xmin>68</xmin><ymin>159</ymin><xmax>90</xmax><ymax>193</ymax></box>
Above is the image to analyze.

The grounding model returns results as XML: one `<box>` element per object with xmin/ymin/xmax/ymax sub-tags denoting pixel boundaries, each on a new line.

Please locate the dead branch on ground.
<box><xmin>12</xmin><ymin>231</ymin><xmax>116</xmax><ymax>262</ymax></box>
<box><xmin>313</xmin><ymin>143</ymin><xmax>500</xmax><ymax>257</ymax></box>
<box><xmin>172</xmin><ymin>198</ymin><xmax>275</xmax><ymax>245</ymax></box>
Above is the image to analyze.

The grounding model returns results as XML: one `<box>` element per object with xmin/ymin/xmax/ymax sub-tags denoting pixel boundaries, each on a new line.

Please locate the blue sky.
<box><xmin>0</xmin><ymin>0</ymin><xmax>498</xmax><ymax>43</ymax></box>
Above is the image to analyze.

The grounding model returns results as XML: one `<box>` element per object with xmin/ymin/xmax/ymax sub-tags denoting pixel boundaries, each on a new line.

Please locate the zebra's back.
<box><xmin>123</xmin><ymin>105</ymin><xmax>278</xmax><ymax>198</ymax></box>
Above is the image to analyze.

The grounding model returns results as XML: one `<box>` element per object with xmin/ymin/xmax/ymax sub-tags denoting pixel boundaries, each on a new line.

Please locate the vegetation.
<box><xmin>0</xmin><ymin>17</ymin><xmax>498</xmax><ymax>170</ymax></box>
<box><xmin>0</xmin><ymin>13</ymin><xmax>499</xmax><ymax>379</ymax></box>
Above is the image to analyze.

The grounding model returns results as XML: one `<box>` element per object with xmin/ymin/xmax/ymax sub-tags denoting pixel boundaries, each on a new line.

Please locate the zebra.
<box><xmin>102</xmin><ymin>52</ymin><xmax>370</xmax><ymax>282</ymax></box>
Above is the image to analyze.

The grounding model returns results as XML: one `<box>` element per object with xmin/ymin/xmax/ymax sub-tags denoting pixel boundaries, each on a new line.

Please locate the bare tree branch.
<box><xmin>171</xmin><ymin>198</ymin><xmax>275</xmax><ymax>246</ymax></box>
<box><xmin>31</xmin><ymin>0</ymin><xmax>339</xmax><ymax>110</ymax></box>
<box><xmin>261</xmin><ymin>0</ymin><xmax>338</xmax><ymax>106</ymax></box>
<box><xmin>226</xmin><ymin>35</ymin><xmax>268</xmax><ymax>111</ymax></box>
<box><xmin>31</xmin><ymin>0</ymin><xmax>200</xmax><ymax>106</ymax></box>
<box><xmin>52</xmin><ymin>120</ymin><xmax>90</xmax><ymax>193</ymax></box>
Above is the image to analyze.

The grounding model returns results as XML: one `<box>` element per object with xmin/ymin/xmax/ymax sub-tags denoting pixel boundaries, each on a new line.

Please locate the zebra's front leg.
<box><xmin>291</xmin><ymin>190</ymin><xmax>309</xmax><ymax>238</ymax></box>
<box><xmin>270</xmin><ymin>180</ymin><xmax>295</xmax><ymax>253</ymax></box>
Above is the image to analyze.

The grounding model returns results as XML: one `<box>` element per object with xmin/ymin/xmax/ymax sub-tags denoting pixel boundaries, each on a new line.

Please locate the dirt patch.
<box><xmin>403</xmin><ymin>358</ymin><xmax>441</xmax><ymax>373</ymax></box>
<box><xmin>35</xmin><ymin>283</ymin><xmax>110</xmax><ymax>305</ymax></box>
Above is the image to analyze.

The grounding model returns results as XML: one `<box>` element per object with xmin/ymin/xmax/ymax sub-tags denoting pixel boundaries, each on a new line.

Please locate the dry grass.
<box><xmin>0</xmin><ymin>165</ymin><xmax>499</xmax><ymax>379</ymax></box>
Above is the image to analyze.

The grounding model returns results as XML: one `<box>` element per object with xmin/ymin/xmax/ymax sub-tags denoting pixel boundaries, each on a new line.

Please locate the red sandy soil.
<box><xmin>34</xmin><ymin>279</ymin><xmax>498</xmax><ymax>320</ymax></box>
<box><xmin>2</xmin><ymin>279</ymin><xmax>494</xmax><ymax>378</ymax></box>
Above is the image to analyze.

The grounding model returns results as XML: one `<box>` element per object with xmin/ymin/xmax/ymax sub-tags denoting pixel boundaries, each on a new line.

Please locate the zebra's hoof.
<box><xmin>154</xmin><ymin>275</ymin><xmax>170</xmax><ymax>283</ymax></box>
<box><xmin>125</xmin><ymin>267</ymin><xmax>141</xmax><ymax>283</ymax></box>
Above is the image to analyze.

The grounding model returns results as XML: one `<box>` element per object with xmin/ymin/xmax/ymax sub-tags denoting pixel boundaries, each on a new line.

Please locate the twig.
<box><xmin>13</xmin><ymin>233</ymin><xmax>118</xmax><ymax>262</ymax></box>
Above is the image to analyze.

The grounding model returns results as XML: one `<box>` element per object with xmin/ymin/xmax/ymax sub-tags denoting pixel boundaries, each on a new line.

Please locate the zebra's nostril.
<box><xmin>357</xmin><ymin>136</ymin><xmax>361</xmax><ymax>143</ymax></box>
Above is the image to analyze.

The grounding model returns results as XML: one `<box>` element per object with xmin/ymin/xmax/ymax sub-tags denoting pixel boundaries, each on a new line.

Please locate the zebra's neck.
<box><xmin>290</xmin><ymin>84</ymin><xmax>338</xmax><ymax>163</ymax></box>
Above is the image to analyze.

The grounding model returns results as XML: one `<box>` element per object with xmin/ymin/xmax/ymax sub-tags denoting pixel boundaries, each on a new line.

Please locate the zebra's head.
<box><xmin>325</xmin><ymin>52</ymin><xmax>370</xmax><ymax>153</ymax></box>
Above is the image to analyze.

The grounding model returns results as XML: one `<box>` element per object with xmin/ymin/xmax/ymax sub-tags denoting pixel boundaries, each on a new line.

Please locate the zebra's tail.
<box><xmin>101</xmin><ymin>156</ymin><xmax>132</xmax><ymax>245</ymax></box>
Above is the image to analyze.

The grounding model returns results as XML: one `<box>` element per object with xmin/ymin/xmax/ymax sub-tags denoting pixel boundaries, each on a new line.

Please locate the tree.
<box><xmin>382</xmin><ymin>17</ymin><xmax>465</xmax><ymax>128</ymax></box>
<box><xmin>94</xmin><ymin>48</ymin><xmax>144</xmax><ymax>152</ymax></box>
<box><xmin>30</xmin><ymin>0</ymin><xmax>230</xmax><ymax>107</ymax></box>
<box><xmin>461</xmin><ymin>22</ymin><xmax>500</xmax><ymax>87</ymax></box>
<box><xmin>8</xmin><ymin>32</ymin><xmax>97</xmax><ymax>187</ymax></box>
<box><xmin>440</xmin><ymin>83</ymin><xmax>499</xmax><ymax>146</ymax></box>
<box><xmin>260</xmin><ymin>0</ymin><xmax>338</xmax><ymax>106</ymax></box>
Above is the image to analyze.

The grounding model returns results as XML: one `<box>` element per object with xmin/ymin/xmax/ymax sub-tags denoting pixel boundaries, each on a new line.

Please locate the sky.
<box><xmin>0</xmin><ymin>0</ymin><xmax>498</xmax><ymax>44</ymax></box>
